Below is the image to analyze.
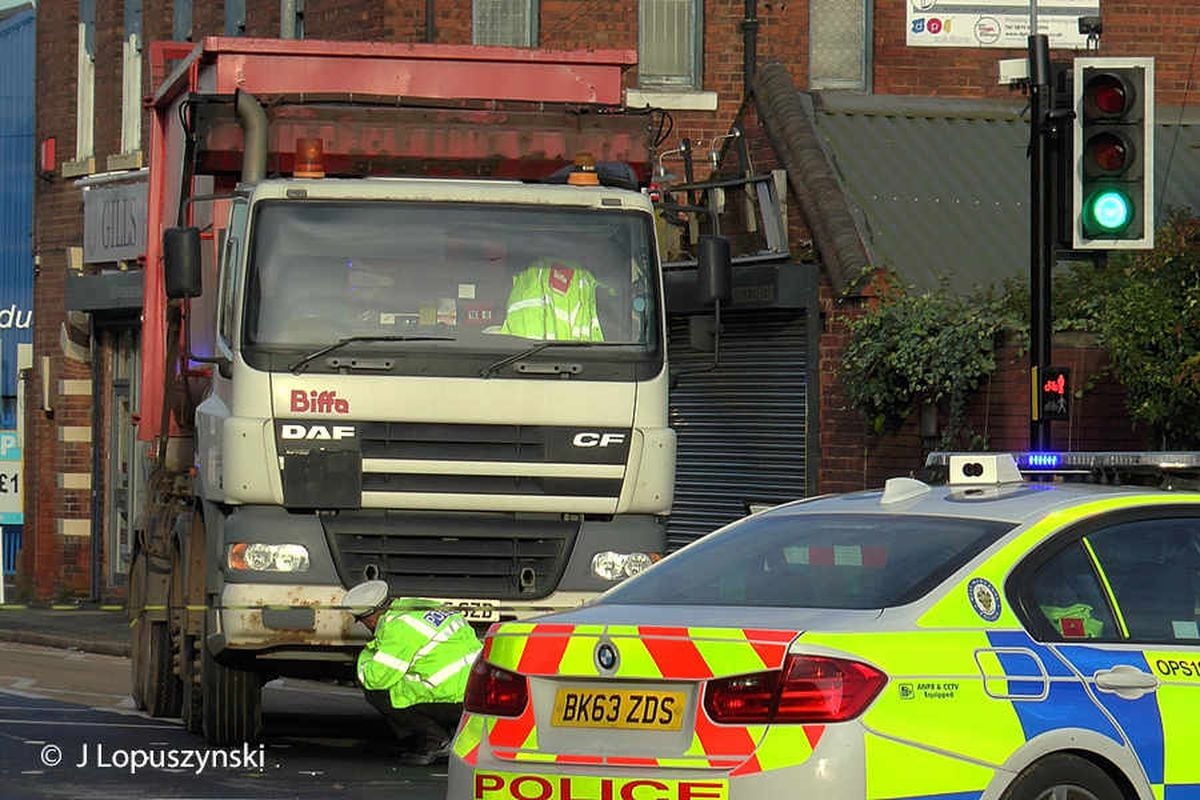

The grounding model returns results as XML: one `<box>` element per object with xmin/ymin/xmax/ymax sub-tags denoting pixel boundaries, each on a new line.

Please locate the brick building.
<box><xmin>21</xmin><ymin>0</ymin><xmax>1200</xmax><ymax>598</ymax></box>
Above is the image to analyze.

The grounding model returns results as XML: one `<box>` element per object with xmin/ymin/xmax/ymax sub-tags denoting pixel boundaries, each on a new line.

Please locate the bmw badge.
<box><xmin>595</xmin><ymin>641</ymin><xmax>619</xmax><ymax>672</ymax></box>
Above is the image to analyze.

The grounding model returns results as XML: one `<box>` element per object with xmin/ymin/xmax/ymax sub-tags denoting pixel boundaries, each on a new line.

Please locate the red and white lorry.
<box><xmin>128</xmin><ymin>37</ymin><xmax>723</xmax><ymax>745</ymax></box>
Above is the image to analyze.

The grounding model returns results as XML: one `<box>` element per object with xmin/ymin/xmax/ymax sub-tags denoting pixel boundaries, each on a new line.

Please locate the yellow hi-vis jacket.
<box><xmin>497</xmin><ymin>258</ymin><xmax>604</xmax><ymax>341</ymax></box>
<box><xmin>356</xmin><ymin>599</ymin><xmax>483</xmax><ymax>709</ymax></box>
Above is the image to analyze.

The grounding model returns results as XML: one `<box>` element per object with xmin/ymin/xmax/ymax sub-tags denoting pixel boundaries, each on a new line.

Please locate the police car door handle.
<box><xmin>1093</xmin><ymin>665</ymin><xmax>1159</xmax><ymax>698</ymax></box>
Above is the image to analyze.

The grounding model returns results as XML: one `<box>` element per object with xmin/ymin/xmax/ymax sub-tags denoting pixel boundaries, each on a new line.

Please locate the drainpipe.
<box><xmin>234</xmin><ymin>89</ymin><xmax>268</xmax><ymax>184</ymax></box>
<box><xmin>425</xmin><ymin>0</ymin><xmax>436</xmax><ymax>43</ymax></box>
<box><xmin>742</xmin><ymin>0</ymin><xmax>759</xmax><ymax>96</ymax></box>
<box><xmin>90</xmin><ymin>320</ymin><xmax>102</xmax><ymax>602</ymax></box>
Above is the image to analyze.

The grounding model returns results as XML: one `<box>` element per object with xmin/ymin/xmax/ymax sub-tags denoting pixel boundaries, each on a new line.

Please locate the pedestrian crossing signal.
<box><xmin>1041</xmin><ymin>367</ymin><xmax>1070</xmax><ymax>421</ymax></box>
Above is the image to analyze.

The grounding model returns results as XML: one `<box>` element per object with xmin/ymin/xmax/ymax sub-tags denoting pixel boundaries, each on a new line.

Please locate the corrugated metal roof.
<box><xmin>807</xmin><ymin>91</ymin><xmax>1200</xmax><ymax>294</ymax></box>
<box><xmin>0</xmin><ymin>7</ymin><xmax>34</xmax><ymax>398</ymax></box>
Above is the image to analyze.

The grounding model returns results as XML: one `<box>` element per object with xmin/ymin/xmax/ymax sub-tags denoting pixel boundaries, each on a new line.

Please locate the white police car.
<box><xmin>448</xmin><ymin>452</ymin><xmax>1200</xmax><ymax>800</ymax></box>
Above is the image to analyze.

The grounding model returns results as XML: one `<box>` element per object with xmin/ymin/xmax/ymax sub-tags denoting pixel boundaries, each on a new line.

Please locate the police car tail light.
<box><xmin>774</xmin><ymin>655</ymin><xmax>887</xmax><ymax>722</ymax></box>
<box><xmin>704</xmin><ymin>654</ymin><xmax>886</xmax><ymax>724</ymax></box>
<box><xmin>463</xmin><ymin>659</ymin><xmax>528</xmax><ymax>718</ymax></box>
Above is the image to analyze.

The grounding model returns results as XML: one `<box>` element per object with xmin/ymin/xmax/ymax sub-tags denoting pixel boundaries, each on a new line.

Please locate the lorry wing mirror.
<box><xmin>672</xmin><ymin>236</ymin><xmax>733</xmax><ymax>387</ymax></box>
<box><xmin>696</xmin><ymin>235</ymin><xmax>732</xmax><ymax>306</ymax></box>
<box><xmin>164</xmin><ymin>227</ymin><xmax>202</xmax><ymax>299</ymax></box>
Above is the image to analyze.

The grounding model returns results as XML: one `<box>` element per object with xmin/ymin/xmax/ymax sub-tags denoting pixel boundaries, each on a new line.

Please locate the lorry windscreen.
<box><xmin>242</xmin><ymin>200</ymin><xmax>660</xmax><ymax>360</ymax></box>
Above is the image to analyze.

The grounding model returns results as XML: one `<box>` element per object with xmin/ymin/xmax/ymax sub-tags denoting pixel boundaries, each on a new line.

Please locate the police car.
<box><xmin>447</xmin><ymin>452</ymin><xmax>1200</xmax><ymax>800</ymax></box>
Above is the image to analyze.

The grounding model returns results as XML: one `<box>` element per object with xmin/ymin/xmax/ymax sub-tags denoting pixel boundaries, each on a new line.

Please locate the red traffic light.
<box><xmin>1084</xmin><ymin>73</ymin><xmax>1131</xmax><ymax>118</ymax></box>
<box><xmin>1085</xmin><ymin>131</ymin><xmax>1130</xmax><ymax>173</ymax></box>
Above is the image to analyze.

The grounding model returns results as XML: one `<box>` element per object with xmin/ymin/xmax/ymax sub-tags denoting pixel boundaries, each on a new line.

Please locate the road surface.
<box><xmin>0</xmin><ymin>642</ymin><xmax>451</xmax><ymax>799</ymax></box>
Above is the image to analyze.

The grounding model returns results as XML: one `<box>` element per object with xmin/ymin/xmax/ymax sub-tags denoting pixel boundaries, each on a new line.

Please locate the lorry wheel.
<box><xmin>128</xmin><ymin>550</ymin><xmax>149</xmax><ymax>711</ymax></box>
<box><xmin>169</xmin><ymin>547</ymin><xmax>202</xmax><ymax>733</ymax></box>
<box><xmin>1000</xmin><ymin>753</ymin><xmax>1124</xmax><ymax>800</ymax></box>
<box><xmin>130</xmin><ymin>548</ymin><xmax>181</xmax><ymax>717</ymax></box>
<box><xmin>145</xmin><ymin>620</ymin><xmax>183</xmax><ymax>718</ymax></box>
<box><xmin>201</xmin><ymin>631</ymin><xmax>263</xmax><ymax>745</ymax></box>
<box><xmin>181</xmin><ymin>634</ymin><xmax>202</xmax><ymax>733</ymax></box>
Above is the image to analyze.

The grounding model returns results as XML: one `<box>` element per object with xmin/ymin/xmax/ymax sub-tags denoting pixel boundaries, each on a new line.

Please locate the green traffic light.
<box><xmin>1086</xmin><ymin>189</ymin><xmax>1132</xmax><ymax>232</ymax></box>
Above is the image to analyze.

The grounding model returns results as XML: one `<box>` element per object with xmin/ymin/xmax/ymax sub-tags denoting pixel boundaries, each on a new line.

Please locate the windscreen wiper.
<box><xmin>288</xmin><ymin>335</ymin><xmax>455</xmax><ymax>375</ymax></box>
<box><xmin>479</xmin><ymin>340</ymin><xmax>631</xmax><ymax>379</ymax></box>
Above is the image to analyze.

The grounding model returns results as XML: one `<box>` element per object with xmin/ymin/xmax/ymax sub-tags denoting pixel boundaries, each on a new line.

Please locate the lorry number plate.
<box><xmin>551</xmin><ymin>688</ymin><xmax>686</xmax><ymax>730</ymax></box>
<box><xmin>445</xmin><ymin>600</ymin><xmax>499</xmax><ymax>622</ymax></box>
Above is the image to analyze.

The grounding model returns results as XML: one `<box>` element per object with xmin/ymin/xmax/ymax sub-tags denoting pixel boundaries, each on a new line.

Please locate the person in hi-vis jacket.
<box><xmin>344</xmin><ymin>580</ymin><xmax>482</xmax><ymax>765</ymax></box>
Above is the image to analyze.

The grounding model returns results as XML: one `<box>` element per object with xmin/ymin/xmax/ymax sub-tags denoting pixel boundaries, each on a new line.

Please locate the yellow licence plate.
<box><xmin>551</xmin><ymin>688</ymin><xmax>686</xmax><ymax>730</ymax></box>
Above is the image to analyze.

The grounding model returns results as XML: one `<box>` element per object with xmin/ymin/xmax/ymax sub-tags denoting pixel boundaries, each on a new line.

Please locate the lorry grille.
<box><xmin>355</xmin><ymin>421</ymin><xmax>629</xmax><ymax>499</ymax></box>
<box><xmin>358</xmin><ymin>422</ymin><xmax>558</xmax><ymax>462</ymax></box>
<box><xmin>323</xmin><ymin>511</ymin><xmax>575</xmax><ymax>600</ymax></box>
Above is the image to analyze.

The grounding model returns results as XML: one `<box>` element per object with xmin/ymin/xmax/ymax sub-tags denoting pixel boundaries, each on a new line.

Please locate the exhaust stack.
<box><xmin>235</xmin><ymin>89</ymin><xmax>268</xmax><ymax>184</ymax></box>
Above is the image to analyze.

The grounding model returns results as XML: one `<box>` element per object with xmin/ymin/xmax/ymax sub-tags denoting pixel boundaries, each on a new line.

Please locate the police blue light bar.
<box><xmin>927</xmin><ymin>451</ymin><xmax>1200</xmax><ymax>471</ymax></box>
<box><xmin>1022</xmin><ymin>452</ymin><xmax>1062</xmax><ymax>469</ymax></box>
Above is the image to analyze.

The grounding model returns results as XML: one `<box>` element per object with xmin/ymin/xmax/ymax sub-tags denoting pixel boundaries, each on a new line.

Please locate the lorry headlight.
<box><xmin>591</xmin><ymin>550</ymin><xmax>659</xmax><ymax>581</ymax></box>
<box><xmin>227</xmin><ymin>543</ymin><xmax>311</xmax><ymax>573</ymax></box>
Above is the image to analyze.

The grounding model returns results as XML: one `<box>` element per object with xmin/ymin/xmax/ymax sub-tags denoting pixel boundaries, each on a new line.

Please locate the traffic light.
<box><xmin>1072</xmin><ymin>57</ymin><xmax>1155</xmax><ymax>249</ymax></box>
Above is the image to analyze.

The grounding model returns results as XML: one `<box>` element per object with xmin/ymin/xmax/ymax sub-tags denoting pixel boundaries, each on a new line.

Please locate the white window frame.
<box><xmin>808</xmin><ymin>0</ymin><xmax>872</xmax><ymax>92</ymax></box>
<box><xmin>638</xmin><ymin>0</ymin><xmax>702</xmax><ymax>90</ymax></box>
<box><xmin>119</xmin><ymin>0</ymin><xmax>143</xmax><ymax>158</ymax></box>
<box><xmin>73</xmin><ymin>0</ymin><xmax>95</xmax><ymax>166</ymax></box>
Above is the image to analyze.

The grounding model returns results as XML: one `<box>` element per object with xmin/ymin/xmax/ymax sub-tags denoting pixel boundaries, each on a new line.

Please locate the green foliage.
<box><xmin>840</xmin><ymin>275</ymin><xmax>1019</xmax><ymax>447</ymax></box>
<box><xmin>841</xmin><ymin>211</ymin><xmax>1200</xmax><ymax>448</ymax></box>
<box><xmin>1069</xmin><ymin>210</ymin><xmax>1200</xmax><ymax>447</ymax></box>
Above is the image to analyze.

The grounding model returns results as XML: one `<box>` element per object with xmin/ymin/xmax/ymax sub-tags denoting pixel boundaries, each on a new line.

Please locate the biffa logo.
<box><xmin>290</xmin><ymin>390</ymin><xmax>350</xmax><ymax>414</ymax></box>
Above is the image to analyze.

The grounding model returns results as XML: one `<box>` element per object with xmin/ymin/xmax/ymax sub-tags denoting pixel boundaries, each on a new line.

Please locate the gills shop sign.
<box><xmin>83</xmin><ymin>180</ymin><xmax>148</xmax><ymax>263</ymax></box>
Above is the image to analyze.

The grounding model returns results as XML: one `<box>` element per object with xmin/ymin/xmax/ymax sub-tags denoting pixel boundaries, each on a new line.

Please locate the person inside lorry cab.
<box><xmin>496</xmin><ymin>235</ymin><xmax>606</xmax><ymax>342</ymax></box>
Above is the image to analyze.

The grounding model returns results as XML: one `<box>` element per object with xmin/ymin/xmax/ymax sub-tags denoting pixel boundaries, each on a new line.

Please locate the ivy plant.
<box><xmin>840</xmin><ymin>274</ymin><xmax>1018</xmax><ymax>447</ymax></box>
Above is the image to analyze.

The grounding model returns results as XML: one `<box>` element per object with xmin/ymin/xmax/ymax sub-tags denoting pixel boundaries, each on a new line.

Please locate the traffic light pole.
<box><xmin>1028</xmin><ymin>35</ymin><xmax>1055</xmax><ymax>450</ymax></box>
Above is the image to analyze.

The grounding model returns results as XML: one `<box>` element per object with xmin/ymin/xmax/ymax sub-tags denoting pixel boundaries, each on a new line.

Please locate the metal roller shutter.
<box><xmin>667</xmin><ymin>309</ymin><xmax>810</xmax><ymax>549</ymax></box>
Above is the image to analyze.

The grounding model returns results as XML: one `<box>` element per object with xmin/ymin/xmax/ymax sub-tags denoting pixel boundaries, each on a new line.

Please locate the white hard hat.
<box><xmin>343</xmin><ymin>580</ymin><xmax>389</xmax><ymax>618</ymax></box>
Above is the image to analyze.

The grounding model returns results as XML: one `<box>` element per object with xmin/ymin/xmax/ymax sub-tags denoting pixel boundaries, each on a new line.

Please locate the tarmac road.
<box><xmin>0</xmin><ymin>642</ymin><xmax>451</xmax><ymax>799</ymax></box>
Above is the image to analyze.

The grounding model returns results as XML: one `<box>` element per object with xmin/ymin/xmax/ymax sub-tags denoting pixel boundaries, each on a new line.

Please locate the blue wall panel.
<box><xmin>0</xmin><ymin>8</ymin><xmax>35</xmax><ymax>399</ymax></box>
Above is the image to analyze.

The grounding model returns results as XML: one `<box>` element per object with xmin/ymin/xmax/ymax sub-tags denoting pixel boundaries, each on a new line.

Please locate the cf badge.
<box><xmin>595</xmin><ymin>641</ymin><xmax>619</xmax><ymax>673</ymax></box>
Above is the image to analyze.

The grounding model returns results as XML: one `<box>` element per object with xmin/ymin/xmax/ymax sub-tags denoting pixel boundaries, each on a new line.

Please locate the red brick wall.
<box><xmin>191</xmin><ymin>1</ymin><xmax>223</xmax><ymax>39</ymax></box>
<box><xmin>432</xmin><ymin>0</ymin><xmax>471</xmax><ymax>44</ymax></box>
<box><xmin>969</xmin><ymin>339</ymin><xmax>1149</xmax><ymax>454</ymax></box>
<box><xmin>27</xmin><ymin>0</ymin><xmax>90</xmax><ymax>600</ymax></box>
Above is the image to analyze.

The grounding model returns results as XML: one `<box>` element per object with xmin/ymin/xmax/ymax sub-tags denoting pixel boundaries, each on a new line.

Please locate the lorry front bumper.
<box><xmin>213</xmin><ymin>583</ymin><xmax>606</xmax><ymax>654</ymax></box>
